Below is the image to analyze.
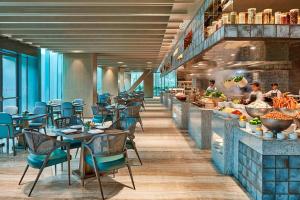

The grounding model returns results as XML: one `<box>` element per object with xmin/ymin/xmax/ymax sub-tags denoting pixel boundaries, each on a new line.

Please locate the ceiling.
<box><xmin>0</xmin><ymin>0</ymin><xmax>201</xmax><ymax>69</ymax></box>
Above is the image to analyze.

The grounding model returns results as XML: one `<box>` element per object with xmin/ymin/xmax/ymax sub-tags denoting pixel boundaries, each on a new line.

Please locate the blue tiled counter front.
<box><xmin>172</xmin><ymin>97</ymin><xmax>190</xmax><ymax>130</ymax></box>
<box><xmin>235</xmin><ymin>128</ymin><xmax>300</xmax><ymax>200</ymax></box>
<box><xmin>188</xmin><ymin>104</ymin><xmax>213</xmax><ymax>149</ymax></box>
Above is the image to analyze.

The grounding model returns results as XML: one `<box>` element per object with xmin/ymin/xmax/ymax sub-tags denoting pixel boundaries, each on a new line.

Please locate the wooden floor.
<box><xmin>0</xmin><ymin>99</ymin><xmax>249</xmax><ymax>200</ymax></box>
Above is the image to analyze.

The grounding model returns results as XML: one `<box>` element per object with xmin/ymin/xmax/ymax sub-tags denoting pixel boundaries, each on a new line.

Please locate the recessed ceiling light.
<box><xmin>146</xmin><ymin>61</ymin><xmax>152</xmax><ymax>64</ymax></box>
<box><xmin>231</xmin><ymin>54</ymin><xmax>236</xmax><ymax>57</ymax></box>
<box><xmin>117</xmin><ymin>62</ymin><xmax>124</xmax><ymax>64</ymax></box>
<box><xmin>250</xmin><ymin>46</ymin><xmax>256</xmax><ymax>50</ymax></box>
<box><xmin>2</xmin><ymin>34</ymin><xmax>12</xmax><ymax>38</ymax></box>
<box><xmin>71</xmin><ymin>50</ymin><xmax>83</xmax><ymax>53</ymax></box>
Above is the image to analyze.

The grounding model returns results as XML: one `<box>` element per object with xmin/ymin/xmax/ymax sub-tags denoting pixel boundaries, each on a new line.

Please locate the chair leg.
<box><xmin>43</xmin><ymin>127</ymin><xmax>47</xmax><ymax>135</ymax></box>
<box><xmin>126</xmin><ymin>164</ymin><xmax>135</xmax><ymax>190</ymax></box>
<box><xmin>67</xmin><ymin>147</ymin><xmax>71</xmax><ymax>185</ymax></box>
<box><xmin>12</xmin><ymin>137</ymin><xmax>16</xmax><ymax>156</ymax></box>
<box><xmin>75</xmin><ymin>148</ymin><xmax>79</xmax><ymax>158</ymax></box>
<box><xmin>54</xmin><ymin>165</ymin><xmax>57</xmax><ymax>176</ymax></box>
<box><xmin>133</xmin><ymin>145</ymin><xmax>143</xmax><ymax>166</ymax></box>
<box><xmin>92</xmin><ymin>158</ymin><xmax>105</xmax><ymax>200</ymax></box>
<box><xmin>28</xmin><ymin>165</ymin><xmax>46</xmax><ymax>197</ymax></box>
<box><xmin>6</xmin><ymin>137</ymin><xmax>9</xmax><ymax>156</ymax></box>
<box><xmin>138</xmin><ymin>118</ymin><xmax>144</xmax><ymax>132</ymax></box>
<box><xmin>19</xmin><ymin>164</ymin><xmax>29</xmax><ymax>185</ymax></box>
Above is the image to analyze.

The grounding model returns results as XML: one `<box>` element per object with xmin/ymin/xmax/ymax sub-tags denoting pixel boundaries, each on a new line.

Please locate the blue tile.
<box><xmin>252</xmin><ymin>161</ymin><xmax>258</xmax><ymax>174</ymax></box>
<box><xmin>289</xmin><ymin>182</ymin><xmax>300</xmax><ymax>194</ymax></box>
<box><xmin>276</xmin><ymin>156</ymin><xmax>289</xmax><ymax>168</ymax></box>
<box><xmin>256</xmin><ymin>190</ymin><xmax>262</xmax><ymax>200</ymax></box>
<box><xmin>263</xmin><ymin>181</ymin><xmax>275</xmax><ymax>193</ymax></box>
<box><xmin>289</xmin><ymin>195</ymin><xmax>300</xmax><ymax>200</ymax></box>
<box><xmin>289</xmin><ymin>156</ymin><xmax>300</xmax><ymax>168</ymax></box>
<box><xmin>263</xmin><ymin>169</ymin><xmax>275</xmax><ymax>181</ymax></box>
<box><xmin>263</xmin><ymin>156</ymin><xmax>275</xmax><ymax>169</ymax></box>
<box><xmin>276</xmin><ymin>169</ymin><xmax>289</xmax><ymax>181</ymax></box>
<box><xmin>276</xmin><ymin>195</ymin><xmax>289</xmax><ymax>200</ymax></box>
<box><xmin>263</xmin><ymin>194</ymin><xmax>275</xmax><ymax>200</ymax></box>
<box><xmin>276</xmin><ymin>182</ymin><xmax>288</xmax><ymax>194</ymax></box>
<box><xmin>290</xmin><ymin>169</ymin><xmax>300</xmax><ymax>181</ymax></box>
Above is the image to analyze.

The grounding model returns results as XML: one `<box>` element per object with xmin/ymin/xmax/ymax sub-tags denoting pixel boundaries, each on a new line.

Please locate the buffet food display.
<box><xmin>206</xmin><ymin>8</ymin><xmax>300</xmax><ymax>37</ymax></box>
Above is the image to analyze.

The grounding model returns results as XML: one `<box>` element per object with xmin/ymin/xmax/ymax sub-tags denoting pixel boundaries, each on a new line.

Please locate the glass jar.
<box><xmin>263</xmin><ymin>9</ymin><xmax>272</xmax><ymax>24</ymax></box>
<box><xmin>239</xmin><ymin>12</ymin><xmax>247</xmax><ymax>24</ymax></box>
<box><xmin>290</xmin><ymin>9</ymin><xmax>299</xmax><ymax>24</ymax></box>
<box><xmin>275</xmin><ymin>12</ymin><xmax>281</xmax><ymax>24</ymax></box>
<box><xmin>230</xmin><ymin>12</ymin><xmax>237</xmax><ymax>24</ymax></box>
<box><xmin>222</xmin><ymin>13</ymin><xmax>229</xmax><ymax>24</ymax></box>
<box><xmin>255</xmin><ymin>12</ymin><xmax>263</xmax><ymax>24</ymax></box>
<box><xmin>248</xmin><ymin>8</ymin><xmax>256</xmax><ymax>24</ymax></box>
<box><xmin>280</xmin><ymin>13</ymin><xmax>288</xmax><ymax>24</ymax></box>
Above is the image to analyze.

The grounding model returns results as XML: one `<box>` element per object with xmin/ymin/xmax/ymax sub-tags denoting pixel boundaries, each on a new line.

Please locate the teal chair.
<box><xmin>28</xmin><ymin>106</ymin><xmax>47</xmax><ymax>134</ymax></box>
<box><xmin>72</xmin><ymin>98</ymin><xmax>84</xmax><ymax>119</ymax></box>
<box><xmin>91</xmin><ymin>105</ymin><xmax>113</xmax><ymax>124</ymax></box>
<box><xmin>82</xmin><ymin>131</ymin><xmax>135</xmax><ymax>199</ymax></box>
<box><xmin>61</xmin><ymin>102</ymin><xmax>74</xmax><ymax>118</ymax></box>
<box><xmin>0</xmin><ymin>112</ymin><xmax>22</xmax><ymax>156</ymax></box>
<box><xmin>19</xmin><ymin>130</ymin><xmax>71</xmax><ymax>197</ymax></box>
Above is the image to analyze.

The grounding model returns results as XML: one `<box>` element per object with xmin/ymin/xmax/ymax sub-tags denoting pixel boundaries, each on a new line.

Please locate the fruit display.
<box><xmin>273</xmin><ymin>96</ymin><xmax>298</xmax><ymax>109</ymax></box>
<box><xmin>249</xmin><ymin>117</ymin><xmax>262</xmax><ymax>125</ymax></box>
<box><xmin>232</xmin><ymin>110</ymin><xmax>242</xmax><ymax>116</ymax></box>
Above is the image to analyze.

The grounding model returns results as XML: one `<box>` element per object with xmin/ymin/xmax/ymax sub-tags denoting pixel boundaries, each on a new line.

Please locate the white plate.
<box><xmin>96</xmin><ymin>121</ymin><xmax>113</xmax><ymax>129</ymax></box>
<box><xmin>88</xmin><ymin>129</ymin><xmax>104</xmax><ymax>134</ymax></box>
<box><xmin>70</xmin><ymin>125</ymin><xmax>83</xmax><ymax>129</ymax></box>
<box><xmin>62</xmin><ymin>129</ymin><xmax>78</xmax><ymax>134</ymax></box>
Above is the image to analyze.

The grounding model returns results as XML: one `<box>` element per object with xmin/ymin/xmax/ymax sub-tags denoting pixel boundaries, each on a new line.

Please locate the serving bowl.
<box><xmin>245</xmin><ymin>107</ymin><xmax>273</xmax><ymax>118</ymax></box>
<box><xmin>261</xmin><ymin>118</ymin><xmax>293</xmax><ymax>134</ymax></box>
<box><xmin>279</xmin><ymin>108</ymin><xmax>300</xmax><ymax>117</ymax></box>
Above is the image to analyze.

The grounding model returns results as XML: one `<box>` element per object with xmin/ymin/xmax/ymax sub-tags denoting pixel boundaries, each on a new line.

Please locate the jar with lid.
<box><xmin>239</xmin><ymin>12</ymin><xmax>247</xmax><ymax>24</ymax></box>
<box><xmin>230</xmin><ymin>12</ymin><xmax>237</xmax><ymax>24</ymax></box>
<box><xmin>222</xmin><ymin>13</ymin><xmax>229</xmax><ymax>24</ymax></box>
<box><xmin>255</xmin><ymin>12</ymin><xmax>263</xmax><ymax>24</ymax></box>
<box><xmin>248</xmin><ymin>8</ymin><xmax>256</xmax><ymax>24</ymax></box>
<box><xmin>263</xmin><ymin>9</ymin><xmax>272</xmax><ymax>24</ymax></box>
<box><xmin>290</xmin><ymin>9</ymin><xmax>299</xmax><ymax>24</ymax></box>
<box><xmin>275</xmin><ymin>12</ymin><xmax>281</xmax><ymax>24</ymax></box>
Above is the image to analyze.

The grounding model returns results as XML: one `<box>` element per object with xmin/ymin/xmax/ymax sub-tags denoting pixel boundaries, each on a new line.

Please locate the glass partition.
<box><xmin>131</xmin><ymin>72</ymin><xmax>144</xmax><ymax>91</ymax></box>
<box><xmin>2</xmin><ymin>55</ymin><xmax>17</xmax><ymax>107</ymax></box>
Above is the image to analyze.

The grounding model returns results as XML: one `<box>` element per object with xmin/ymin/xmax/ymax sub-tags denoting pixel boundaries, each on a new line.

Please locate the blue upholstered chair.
<box><xmin>28</xmin><ymin>106</ymin><xmax>47</xmax><ymax>134</ymax></box>
<box><xmin>54</xmin><ymin>117</ymin><xmax>82</xmax><ymax>158</ymax></box>
<box><xmin>61</xmin><ymin>102</ymin><xmax>74</xmax><ymax>118</ymax></box>
<box><xmin>18</xmin><ymin>130</ymin><xmax>71</xmax><ymax>197</ymax></box>
<box><xmin>48</xmin><ymin>99</ymin><xmax>62</xmax><ymax>125</ymax></box>
<box><xmin>91</xmin><ymin>105</ymin><xmax>113</xmax><ymax>124</ymax></box>
<box><xmin>82</xmin><ymin>131</ymin><xmax>135</xmax><ymax>199</ymax></box>
<box><xmin>72</xmin><ymin>98</ymin><xmax>84</xmax><ymax>119</ymax></box>
<box><xmin>98</xmin><ymin>94</ymin><xmax>111</xmax><ymax>106</ymax></box>
<box><xmin>0</xmin><ymin>112</ymin><xmax>22</xmax><ymax>156</ymax></box>
<box><xmin>121</xmin><ymin>105</ymin><xmax>144</xmax><ymax>132</ymax></box>
<box><xmin>35</xmin><ymin>102</ymin><xmax>47</xmax><ymax>108</ymax></box>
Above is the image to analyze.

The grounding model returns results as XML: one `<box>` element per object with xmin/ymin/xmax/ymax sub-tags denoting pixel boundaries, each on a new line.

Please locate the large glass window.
<box><xmin>97</xmin><ymin>66</ymin><xmax>103</xmax><ymax>94</ymax></box>
<box><xmin>131</xmin><ymin>72</ymin><xmax>144</xmax><ymax>91</ymax></box>
<box><xmin>41</xmin><ymin>48</ymin><xmax>63</xmax><ymax>102</ymax></box>
<box><xmin>153</xmin><ymin>72</ymin><xmax>163</xmax><ymax>96</ymax></box>
<box><xmin>2</xmin><ymin>55</ymin><xmax>17</xmax><ymax>107</ymax></box>
<box><xmin>162</xmin><ymin>70</ymin><xmax>177</xmax><ymax>91</ymax></box>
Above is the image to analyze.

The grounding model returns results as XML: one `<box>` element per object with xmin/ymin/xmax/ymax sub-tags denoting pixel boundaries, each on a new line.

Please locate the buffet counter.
<box><xmin>211</xmin><ymin>113</ymin><xmax>300</xmax><ymax>200</ymax></box>
<box><xmin>188</xmin><ymin>104</ymin><xmax>213</xmax><ymax>149</ymax></box>
<box><xmin>172</xmin><ymin>97</ymin><xmax>190</xmax><ymax>129</ymax></box>
<box><xmin>161</xmin><ymin>91</ymin><xmax>173</xmax><ymax>110</ymax></box>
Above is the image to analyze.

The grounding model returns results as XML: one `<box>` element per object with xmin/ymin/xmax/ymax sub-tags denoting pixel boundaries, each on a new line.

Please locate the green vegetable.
<box><xmin>233</xmin><ymin>76</ymin><xmax>244</xmax><ymax>82</ymax></box>
<box><xmin>249</xmin><ymin>118</ymin><xmax>261</xmax><ymax>125</ymax></box>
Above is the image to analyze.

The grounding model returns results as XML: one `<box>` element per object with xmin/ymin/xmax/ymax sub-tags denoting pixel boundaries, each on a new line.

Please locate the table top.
<box><xmin>53</xmin><ymin>128</ymin><xmax>125</xmax><ymax>141</ymax></box>
<box><xmin>105</xmin><ymin>104</ymin><xmax>127</xmax><ymax>111</ymax></box>
<box><xmin>12</xmin><ymin>114</ymin><xmax>47</xmax><ymax>121</ymax></box>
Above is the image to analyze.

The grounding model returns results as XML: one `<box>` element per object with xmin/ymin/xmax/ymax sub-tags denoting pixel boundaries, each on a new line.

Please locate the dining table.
<box><xmin>53</xmin><ymin>127</ymin><xmax>125</xmax><ymax>185</ymax></box>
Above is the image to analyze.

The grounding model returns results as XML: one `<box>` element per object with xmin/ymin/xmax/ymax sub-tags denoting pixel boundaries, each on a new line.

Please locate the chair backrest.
<box><xmin>51</xmin><ymin>99</ymin><xmax>62</xmax><ymax>105</ymax></box>
<box><xmin>23</xmin><ymin>130</ymin><xmax>58</xmax><ymax>155</ymax></box>
<box><xmin>61</xmin><ymin>102</ymin><xmax>74</xmax><ymax>118</ymax></box>
<box><xmin>91</xmin><ymin>105</ymin><xmax>100</xmax><ymax>115</ymax></box>
<box><xmin>91</xmin><ymin>105</ymin><xmax>109</xmax><ymax>116</ymax></box>
<box><xmin>54</xmin><ymin>117</ymin><xmax>71</xmax><ymax>129</ymax></box>
<box><xmin>0</xmin><ymin>113</ymin><xmax>13</xmax><ymax>138</ymax></box>
<box><xmin>69</xmin><ymin>116</ymin><xmax>83</xmax><ymax>126</ymax></box>
<box><xmin>35</xmin><ymin>102</ymin><xmax>47</xmax><ymax>108</ymax></box>
<box><xmin>3</xmin><ymin>106</ymin><xmax>18</xmax><ymax>115</ymax></box>
<box><xmin>98</xmin><ymin>95</ymin><xmax>110</xmax><ymax>105</ymax></box>
<box><xmin>32</xmin><ymin>106</ymin><xmax>47</xmax><ymax>123</ymax></box>
<box><xmin>84</xmin><ymin>132</ymin><xmax>127</xmax><ymax>157</ymax></box>
<box><xmin>123</xmin><ymin>105</ymin><xmax>141</xmax><ymax>118</ymax></box>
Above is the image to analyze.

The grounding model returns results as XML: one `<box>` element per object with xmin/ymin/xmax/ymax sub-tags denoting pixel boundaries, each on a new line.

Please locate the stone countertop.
<box><xmin>237</xmin><ymin>127</ymin><xmax>300</xmax><ymax>155</ymax></box>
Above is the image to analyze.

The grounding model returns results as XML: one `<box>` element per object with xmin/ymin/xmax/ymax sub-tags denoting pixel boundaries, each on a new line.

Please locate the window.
<box><xmin>41</xmin><ymin>48</ymin><xmax>63</xmax><ymax>102</ymax></box>
<box><xmin>131</xmin><ymin>72</ymin><xmax>144</xmax><ymax>91</ymax></box>
<box><xmin>97</xmin><ymin>66</ymin><xmax>103</xmax><ymax>94</ymax></box>
<box><xmin>153</xmin><ymin>72</ymin><xmax>163</xmax><ymax>96</ymax></box>
<box><xmin>2</xmin><ymin>54</ymin><xmax>17</xmax><ymax>108</ymax></box>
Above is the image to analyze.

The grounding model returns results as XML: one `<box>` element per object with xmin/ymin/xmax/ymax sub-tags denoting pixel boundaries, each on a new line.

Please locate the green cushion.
<box><xmin>63</xmin><ymin>139</ymin><xmax>81</xmax><ymax>149</ymax></box>
<box><xmin>92</xmin><ymin>115</ymin><xmax>113</xmax><ymax>123</ymax></box>
<box><xmin>28</xmin><ymin>123</ymin><xmax>43</xmax><ymax>128</ymax></box>
<box><xmin>27</xmin><ymin>149</ymin><xmax>69</xmax><ymax>169</ymax></box>
<box><xmin>85</xmin><ymin>154</ymin><xmax>125</xmax><ymax>172</ymax></box>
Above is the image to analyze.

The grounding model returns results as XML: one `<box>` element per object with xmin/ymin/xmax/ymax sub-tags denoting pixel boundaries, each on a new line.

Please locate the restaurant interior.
<box><xmin>1</xmin><ymin>0</ymin><xmax>300</xmax><ymax>199</ymax></box>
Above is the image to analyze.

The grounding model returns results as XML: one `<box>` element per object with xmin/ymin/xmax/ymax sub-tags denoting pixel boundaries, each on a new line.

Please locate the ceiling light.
<box><xmin>71</xmin><ymin>50</ymin><xmax>83</xmax><ymax>53</ymax></box>
<box><xmin>117</xmin><ymin>62</ymin><xmax>124</xmax><ymax>64</ymax></box>
<box><xmin>146</xmin><ymin>62</ymin><xmax>152</xmax><ymax>64</ymax></box>
<box><xmin>231</xmin><ymin>54</ymin><xmax>236</xmax><ymax>57</ymax></box>
<box><xmin>25</xmin><ymin>42</ymin><xmax>33</xmax><ymax>45</ymax></box>
<box><xmin>15</xmin><ymin>38</ymin><xmax>23</xmax><ymax>42</ymax></box>
<box><xmin>2</xmin><ymin>34</ymin><xmax>12</xmax><ymax>38</ymax></box>
<box><xmin>250</xmin><ymin>46</ymin><xmax>256</xmax><ymax>50</ymax></box>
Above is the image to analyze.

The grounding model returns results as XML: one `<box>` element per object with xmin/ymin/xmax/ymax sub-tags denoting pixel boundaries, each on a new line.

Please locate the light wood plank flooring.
<box><xmin>0</xmin><ymin>99</ymin><xmax>249</xmax><ymax>200</ymax></box>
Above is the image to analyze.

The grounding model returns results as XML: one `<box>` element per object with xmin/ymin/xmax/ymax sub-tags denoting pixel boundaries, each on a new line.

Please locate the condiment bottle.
<box><xmin>239</xmin><ymin>12</ymin><xmax>247</xmax><ymax>24</ymax></box>
<box><xmin>222</xmin><ymin>13</ymin><xmax>229</xmax><ymax>24</ymax></box>
<box><xmin>280</xmin><ymin>13</ymin><xmax>287</xmax><ymax>24</ymax></box>
<box><xmin>255</xmin><ymin>12</ymin><xmax>263</xmax><ymax>24</ymax></box>
<box><xmin>290</xmin><ymin>9</ymin><xmax>299</xmax><ymax>24</ymax></box>
<box><xmin>248</xmin><ymin>8</ymin><xmax>256</xmax><ymax>24</ymax></box>
<box><xmin>230</xmin><ymin>12</ymin><xmax>237</xmax><ymax>24</ymax></box>
<box><xmin>275</xmin><ymin>12</ymin><xmax>281</xmax><ymax>24</ymax></box>
<box><xmin>263</xmin><ymin>9</ymin><xmax>272</xmax><ymax>24</ymax></box>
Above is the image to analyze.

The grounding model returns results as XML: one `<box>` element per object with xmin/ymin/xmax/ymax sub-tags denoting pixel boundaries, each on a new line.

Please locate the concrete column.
<box><xmin>144</xmin><ymin>71</ymin><xmax>153</xmax><ymax>98</ymax></box>
<box><xmin>63</xmin><ymin>53</ymin><xmax>97</xmax><ymax>117</ymax></box>
<box><xmin>102</xmin><ymin>67</ymin><xmax>119</xmax><ymax>96</ymax></box>
<box><xmin>124</xmin><ymin>72</ymin><xmax>131</xmax><ymax>91</ymax></box>
<box><xmin>118</xmin><ymin>69</ymin><xmax>125</xmax><ymax>92</ymax></box>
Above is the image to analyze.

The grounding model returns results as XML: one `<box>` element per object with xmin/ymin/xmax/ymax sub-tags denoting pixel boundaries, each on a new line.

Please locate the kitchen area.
<box><xmin>159</xmin><ymin>0</ymin><xmax>300</xmax><ymax>199</ymax></box>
